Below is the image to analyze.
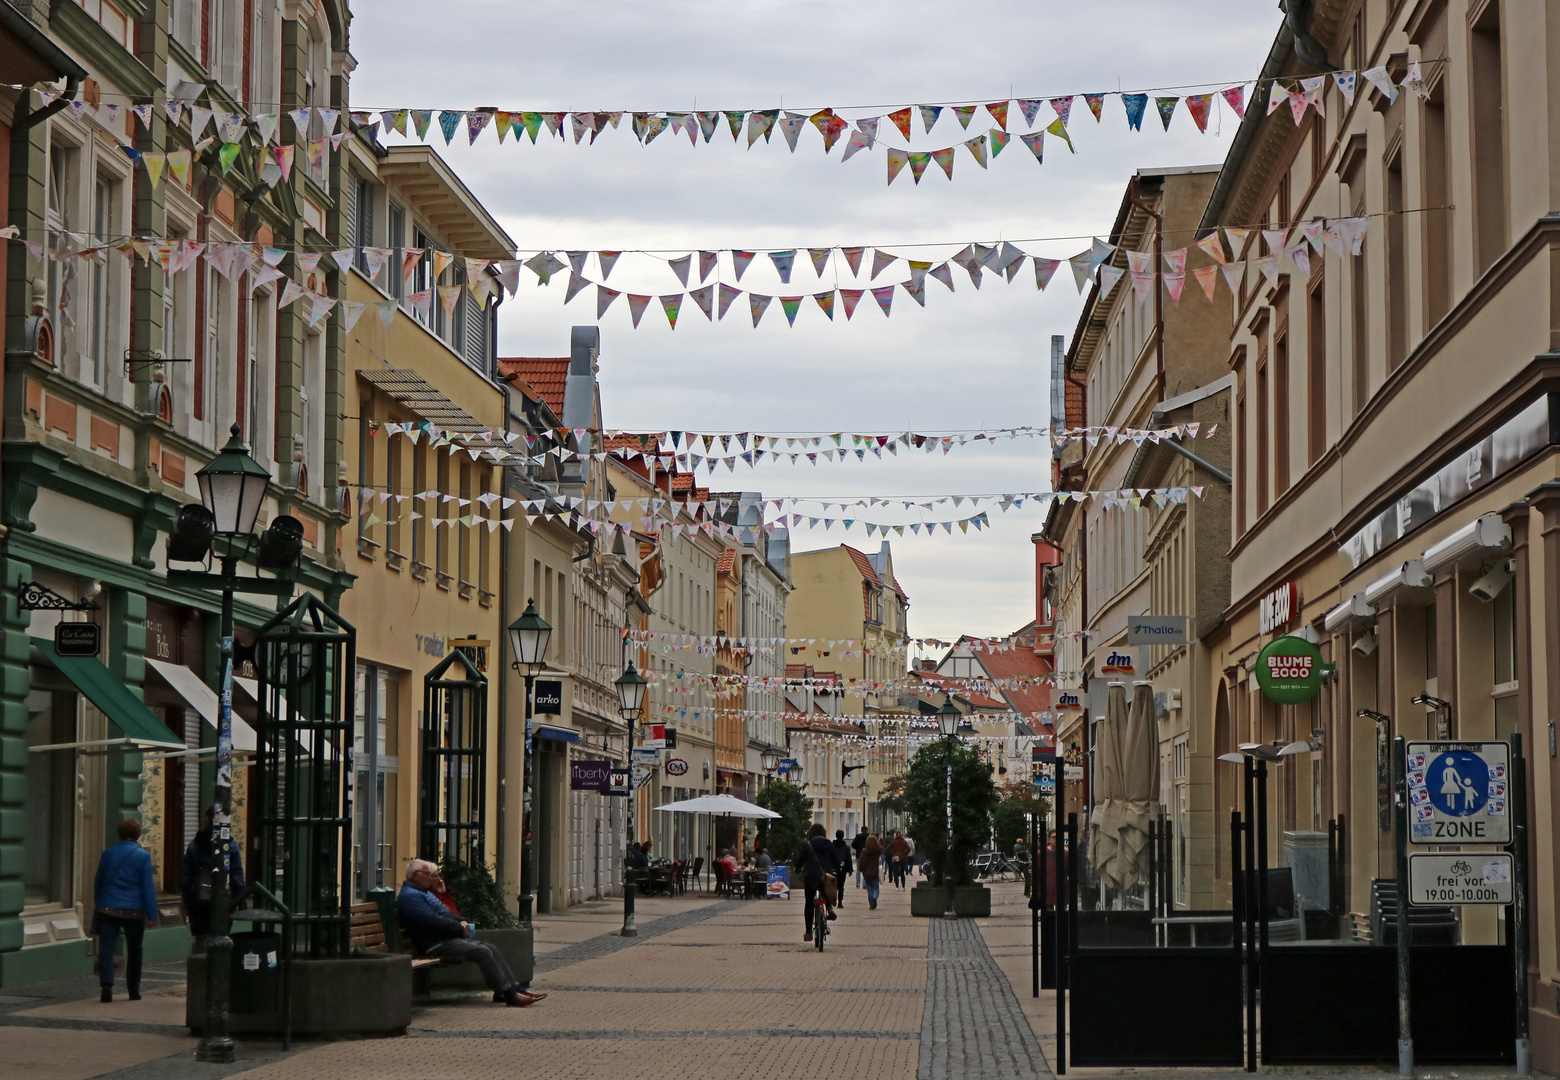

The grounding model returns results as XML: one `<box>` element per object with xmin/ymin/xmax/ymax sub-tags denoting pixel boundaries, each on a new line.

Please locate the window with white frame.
<box><xmin>301</xmin><ymin>327</ymin><xmax>325</xmax><ymax>502</ymax></box>
<box><xmin>250</xmin><ymin>0</ymin><xmax>282</xmax><ymax>110</ymax></box>
<box><xmin>248</xmin><ymin>289</ymin><xmax>276</xmax><ymax>472</ymax></box>
<box><xmin>76</xmin><ymin>0</ymin><xmax>133</xmax><ymax>49</ymax></box>
<box><xmin>169</xmin><ymin>0</ymin><xmax>200</xmax><ymax>54</ymax></box>
<box><xmin>84</xmin><ymin>175</ymin><xmax>119</xmax><ymax>390</ymax></box>
<box><xmin>46</xmin><ymin>140</ymin><xmax>77</xmax><ymax>343</ymax></box>
<box><xmin>208</xmin><ymin>0</ymin><xmax>243</xmax><ymax>94</ymax></box>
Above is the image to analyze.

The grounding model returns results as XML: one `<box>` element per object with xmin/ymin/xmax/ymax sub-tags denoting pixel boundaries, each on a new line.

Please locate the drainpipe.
<box><xmin>1128</xmin><ymin>175</ymin><xmax>1166</xmax><ymax>404</ymax></box>
<box><xmin>3</xmin><ymin>7</ymin><xmax>86</xmax><ymax>138</ymax></box>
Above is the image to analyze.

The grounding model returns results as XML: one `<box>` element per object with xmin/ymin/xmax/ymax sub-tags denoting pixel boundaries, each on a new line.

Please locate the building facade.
<box><xmin>2</xmin><ymin>0</ymin><xmax>353</xmax><ymax>986</ymax></box>
<box><xmin>337</xmin><ymin>139</ymin><xmax>512</xmax><ymax>901</ymax></box>
<box><xmin>1201</xmin><ymin>1</ymin><xmax>1560</xmax><ymax>1066</ymax></box>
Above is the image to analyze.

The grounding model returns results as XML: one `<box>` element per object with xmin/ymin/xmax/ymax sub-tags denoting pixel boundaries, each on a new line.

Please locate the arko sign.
<box><xmin>1254</xmin><ymin>635</ymin><xmax>1329</xmax><ymax>704</ymax></box>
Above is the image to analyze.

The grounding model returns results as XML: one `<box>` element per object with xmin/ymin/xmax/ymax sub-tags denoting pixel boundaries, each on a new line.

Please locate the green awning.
<box><xmin>32</xmin><ymin>637</ymin><xmax>183</xmax><ymax>749</ymax></box>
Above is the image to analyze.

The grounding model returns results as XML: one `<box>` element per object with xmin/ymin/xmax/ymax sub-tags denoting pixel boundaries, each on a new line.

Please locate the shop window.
<box><xmin>25</xmin><ymin>689</ymin><xmax>77</xmax><ymax>906</ymax></box>
<box><xmin>353</xmin><ymin>665</ymin><xmax>400</xmax><ymax>899</ymax></box>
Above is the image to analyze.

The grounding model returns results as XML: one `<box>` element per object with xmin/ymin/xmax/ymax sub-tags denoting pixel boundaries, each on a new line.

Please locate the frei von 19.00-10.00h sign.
<box><xmin>1405</xmin><ymin>741</ymin><xmax>1510</xmax><ymax>844</ymax></box>
<box><xmin>1407</xmin><ymin>853</ymin><xmax>1513</xmax><ymax>906</ymax></box>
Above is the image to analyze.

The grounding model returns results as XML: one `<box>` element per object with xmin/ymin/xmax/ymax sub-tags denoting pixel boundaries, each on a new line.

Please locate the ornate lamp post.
<box><xmin>761</xmin><ymin>746</ymin><xmax>780</xmax><ymax>774</ymax></box>
<box><xmin>937</xmin><ymin>698</ymin><xmax>962</xmax><ymax>920</ymax></box>
<box><xmin>507</xmin><ymin>599</ymin><xmax>552</xmax><ymax>925</ymax></box>
<box><xmin>614</xmin><ymin>660</ymin><xmax>647</xmax><ymax>937</ymax></box>
<box><xmin>171</xmin><ymin>425</ymin><xmax>300</xmax><ymax>1064</ymax></box>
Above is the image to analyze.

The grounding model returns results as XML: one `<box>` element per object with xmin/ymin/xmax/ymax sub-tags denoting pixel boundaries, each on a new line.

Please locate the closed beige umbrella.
<box><xmin>1111</xmin><ymin>681</ymin><xmax>1160</xmax><ymax>891</ymax></box>
<box><xmin>1089</xmin><ymin>682</ymin><xmax>1130</xmax><ymax>890</ymax></box>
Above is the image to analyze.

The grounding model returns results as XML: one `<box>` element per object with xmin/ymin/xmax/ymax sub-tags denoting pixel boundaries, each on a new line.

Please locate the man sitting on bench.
<box><xmin>396</xmin><ymin>859</ymin><xmax>545</xmax><ymax>1008</ymax></box>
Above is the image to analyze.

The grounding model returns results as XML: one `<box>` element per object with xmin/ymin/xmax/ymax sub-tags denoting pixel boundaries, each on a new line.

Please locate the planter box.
<box><xmin>910</xmin><ymin>883</ymin><xmax>992</xmax><ymax>918</ymax></box>
<box><xmin>187</xmin><ymin>951</ymin><xmax>411</xmax><ymax>1037</ymax></box>
<box><xmin>419</xmin><ymin>926</ymin><xmax>534</xmax><ymax>994</ymax></box>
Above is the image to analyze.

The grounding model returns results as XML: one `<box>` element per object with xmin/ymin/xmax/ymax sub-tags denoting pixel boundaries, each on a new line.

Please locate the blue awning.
<box><xmin>534</xmin><ymin>725</ymin><xmax>580</xmax><ymax>744</ymax></box>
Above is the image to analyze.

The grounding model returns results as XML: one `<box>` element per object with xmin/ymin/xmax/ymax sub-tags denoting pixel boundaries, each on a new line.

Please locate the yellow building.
<box><xmin>785</xmin><ymin>542</ymin><xmax>912</xmax><ymax>829</ymax></box>
<box><xmin>338</xmin><ymin>142</ymin><xmax>515</xmax><ymax>900</ymax></box>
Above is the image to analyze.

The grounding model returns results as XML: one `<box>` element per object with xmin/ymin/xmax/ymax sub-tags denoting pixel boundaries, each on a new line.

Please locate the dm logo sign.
<box><xmin>1100</xmin><ymin>651</ymin><xmax>1135</xmax><ymax>674</ymax></box>
<box><xmin>1055</xmin><ymin>692</ymin><xmax>1083</xmax><ymax>711</ymax></box>
<box><xmin>1255</xmin><ymin>635</ymin><xmax>1330</xmax><ymax>704</ymax></box>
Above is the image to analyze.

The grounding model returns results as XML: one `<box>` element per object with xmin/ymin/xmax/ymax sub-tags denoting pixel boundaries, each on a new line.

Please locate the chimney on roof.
<box><xmin>570</xmin><ymin>326</ymin><xmax>599</xmax><ymax>376</ymax></box>
<box><xmin>918</xmin><ymin>658</ymin><xmax>936</xmax><ymax>671</ymax></box>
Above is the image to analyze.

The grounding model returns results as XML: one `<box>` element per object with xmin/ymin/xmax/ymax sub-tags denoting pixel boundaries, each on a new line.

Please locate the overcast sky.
<box><xmin>349</xmin><ymin>1</ymin><xmax>1280</xmax><ymax>650</ymax></box>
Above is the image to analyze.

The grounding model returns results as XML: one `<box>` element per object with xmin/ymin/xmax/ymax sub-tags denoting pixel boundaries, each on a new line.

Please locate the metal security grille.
<box><xmin>253</xmin><ymin>593</ymin><xmax>356</xmax><ymax>958</ymax></box>
<box><xmin>419</xmin><ymin>648</ymin><xmax>488</xmax><ymax>866</ymax></box>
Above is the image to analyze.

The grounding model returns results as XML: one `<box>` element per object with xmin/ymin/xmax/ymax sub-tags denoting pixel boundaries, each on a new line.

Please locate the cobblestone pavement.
<box><xmin>9</xmin><ymin>880</ymin><xmax>1537</xmax><ymax>1080</ymax></box>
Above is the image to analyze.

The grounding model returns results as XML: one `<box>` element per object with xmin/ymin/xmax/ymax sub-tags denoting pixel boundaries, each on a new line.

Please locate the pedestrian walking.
<box><xmin>851</xmin><ymin>827</ymin><xmax>868</xmax><ymax>887</ymax></box>
<box><xmin>796</xmin><ymin>824</ymin><xmax>840</xmax><ymax>940</ymax></box>
<box><xmin>180</xmin><ymin>804</ymin><xmax>245</xmax><ymax>951</ymax></box>
<box><xmin>905</xmin><ymin>834</ymin><xmax>918</xmax><ymax>876</ymax></box>
<box><xmin>861</xmin><ymin>834</ymin><xmax>883</xmax><ymax>909</ymax></box>
<box><xmin>831</xmin><ymin>830</ymin><xmax>854</xmax><ymax>907</ymax></box>
<box><xmin>93</xmin><ymin>819</ymin><xmax>159</xmax><ymax>1002</ymax></box>
<box><xmin>888</xmin><ymin>831</ymin><xmax>910</xmax><ymax>888</ymax></box>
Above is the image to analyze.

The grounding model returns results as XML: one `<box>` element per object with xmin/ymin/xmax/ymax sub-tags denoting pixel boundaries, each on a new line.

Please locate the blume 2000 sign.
<box><xmin>1254</xmin><ymin>635</ymin><xmax>1328</xmax><ymax>704</ymax></box>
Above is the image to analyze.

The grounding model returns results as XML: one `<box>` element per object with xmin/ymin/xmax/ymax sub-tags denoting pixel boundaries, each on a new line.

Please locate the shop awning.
<box><xmin>31</xmin><ymin>637</ymin><xmax>182</xmax><ymax>749</ymax></box>
<box><xmin>534</xmin><ymin>725</ymin><xmax>580</xmax><ymax>744</ymax></box>
<box><xmin>144</xmin><ymin>658</ymin><xmax>257</xmax><ymax>753</ymax></box>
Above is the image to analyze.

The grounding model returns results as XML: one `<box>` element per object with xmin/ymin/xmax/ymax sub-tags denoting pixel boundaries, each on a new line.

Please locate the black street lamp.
<box><xmin>937</xmin><ymin>698</ymin><xmax>961</xmax><ymax>920</ymax></box>
<box><xmin>508</xmin><ymin>599</ymin><xmax>552</xmax><ymax>926</ymax></box>
<box><xmin>761</xmin><ymin>746</ymin><xmax>780</xmax><ymax>773</ymax></box>
<box><xmin>168</xmin><ymin>425</ymin><xmax>300</xmax><ymax>1065</ymax></box>
<box><xmin>614</xmin><ymin>660</ymin><xmax>647</xmax><ymax>937</ymax></box>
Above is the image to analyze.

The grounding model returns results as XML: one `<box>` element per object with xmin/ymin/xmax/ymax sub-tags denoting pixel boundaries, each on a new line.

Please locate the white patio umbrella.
<box><xmin>654</xmin><ymin>794</ymin><xmax>781</xmax><ymax>887</ymax></box>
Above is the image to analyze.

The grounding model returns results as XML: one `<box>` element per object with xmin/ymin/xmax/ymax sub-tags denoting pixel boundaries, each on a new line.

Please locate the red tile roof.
<box><xmin>966</xmin><ymin>636</ymin><xmax>1054</xmax><ymax>716</ymax></box>
<box><xmin>497</xmin><ymin>357</ymin><xmax>568</xmax><ymax>414</ymax></box>
<box><xmin>716</xmin><ymin>548</ymin><xmax>736</xmax><ymax>573</ymax></box>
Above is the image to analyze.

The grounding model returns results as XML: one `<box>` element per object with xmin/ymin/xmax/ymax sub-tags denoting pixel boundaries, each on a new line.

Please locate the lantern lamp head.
<box><xmin>614</xmin><ymin>660</ymin><xmax>648</xmax><ymax>719</ymax></box>
<box><xmin>196</xmin><ymin>424</ymin><xmax>272</xmax><ymax>537</ymax></box>
<box><xmin>508</xmin><ymin>598</ymin><xmax>552</xmax><ymax>672</ymax></box>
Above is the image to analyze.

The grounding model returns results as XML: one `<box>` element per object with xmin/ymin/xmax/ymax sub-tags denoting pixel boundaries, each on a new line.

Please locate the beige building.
<box><xmin>1041</xmin><ymin>166</ymin><xmax>1232</xmax><ymax>904</ymax></box>
<box><xmin>785</xmin><ymin>541</ymin><xmax>912</xmax><ymax>828</ymax></box>
<box><xmin>338</xmin><ymin>141</ymin><xmax>513</xmax><ymax>901</ymax></box>
<box><xmin>1200</xmin><ymin>1</ymin><xmax>1560</xmax><ymax>1067</ymax></box>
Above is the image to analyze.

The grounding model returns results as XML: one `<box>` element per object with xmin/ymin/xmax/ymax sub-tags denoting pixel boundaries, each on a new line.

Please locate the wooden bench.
<box><xmin>350</xmin><ymin>898</ymin><xmax>443</xmax><ymax>971</ymax></box>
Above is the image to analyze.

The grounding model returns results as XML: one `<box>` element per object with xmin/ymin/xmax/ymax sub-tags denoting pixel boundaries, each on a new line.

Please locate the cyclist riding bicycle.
<box><xmin>796</xmin><ymin>823</ymin><xmax>840</xmax><ymax>941</ymax></box>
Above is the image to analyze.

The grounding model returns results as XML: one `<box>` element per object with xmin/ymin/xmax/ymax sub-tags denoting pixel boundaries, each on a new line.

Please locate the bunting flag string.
<box><xmin>648</xmin><ymin>704</ymin><xmax>1062</xmax><ymax>734</ymax></box>
<box><xmin>1</xmin><ymin>210</ymin><xmax>1377</xmax><ymax>333</ymax></box>
<box><xmin>626</xmin><ymin>626</ymin><xmax>1064</xmax><ymax>657</ymax></box>
<box><xmin>7</xmin><ymin>63</ymin><xmax>1437</xmax><ymax>185</ymax></box>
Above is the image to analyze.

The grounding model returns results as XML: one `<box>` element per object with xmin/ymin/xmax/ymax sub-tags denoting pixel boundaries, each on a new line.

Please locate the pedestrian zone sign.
<box><xmin>1407</xmin><ymin>853</ymin><xmax>1514</xmax><ymax>906</ymax></box>
<box><xmin>1405</xmin><ymin>741</ymin><xmax>1510</xmax><ymax>845</ymax></box>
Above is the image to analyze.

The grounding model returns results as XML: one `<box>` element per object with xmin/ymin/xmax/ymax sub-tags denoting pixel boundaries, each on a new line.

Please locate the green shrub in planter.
<box><xmin>437</xmin><ymin>856</ymin><xmax>517</xmax><ymax>929</ymax></box>
<box><xmin>903</xmin><ymin>738</ymin><xmax>998</xmax><ymax>887</ymax></box>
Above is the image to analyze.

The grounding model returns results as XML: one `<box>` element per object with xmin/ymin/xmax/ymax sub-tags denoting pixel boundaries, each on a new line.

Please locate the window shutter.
<box><xmin>464</xmin><ymin>295</ymin><xmax>487</xmax><ymax>370</ymax></box>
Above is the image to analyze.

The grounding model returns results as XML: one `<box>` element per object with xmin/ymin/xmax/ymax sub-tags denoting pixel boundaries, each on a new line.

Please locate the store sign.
<box><xmin>666</xmin><ymin>757</ymin><xmax>689</xmax><ymax>776</ymax></box>
<box><xmin>533</xmin><ymin>680</ymin><xmax>563</xmax><ymax>715</ymax></box>
<box><xmin>1054</xmin><ymin>691</ymin><xmax>1084</xmax><ymax>712</ymax></box>
<box><xmin>1408</xmin><ymin>853</ymin><xmax>1513</xmax><ymax>906</ymax></box>
<box><xmin>1100</xmin><ymin>650</ymin><xmax>1136</xmax><ymax>675</ymax></box>
<box><xmin>55</xmin><ymin>622</ymin><xmax>101</xmax><ymax>658</ymax></box>
<box><xmin>607</xmin><ymin>768</ymin><xmax>630</xmax><ymax>796</ymax></box>
<box><xmin>1127</xmin><ymin>616</ymin><xmax>1189</xmax><ymax>646</ymax></box>
<box><xmin>1254</xmin><ymin>635</ymin><xmax>1328</xmax><ymax>704</ymax></box>
<box><xmin>642</xmin><ymin>723</ymin><xmax>667</xmax><ymax>749</ymax></box>
<box><xmin>664</xmin><ymin>727</ymin><xmax>678</xmax><ymax>749</ymax></box>
<box><xmin>1259</xmin><ymin>583</ymin><xmax>1300</xmax><ymax>634</ymax></box>
<box><xmin>1405</xmin><ymin>741</ymin><xmax>1510</xmax><ymax>844</ymax></box>
<box><xmin>570</xmin><ymin>759</ymin><xmax>612</xmax><ymax>793</ymax></box>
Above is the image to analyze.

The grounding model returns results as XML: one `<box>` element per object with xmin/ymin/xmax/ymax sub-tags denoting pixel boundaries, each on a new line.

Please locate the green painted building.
<box><xmin>1</xmin><ymin>0</ymin><xmax>354</xmax><ymax>986</ymax></box>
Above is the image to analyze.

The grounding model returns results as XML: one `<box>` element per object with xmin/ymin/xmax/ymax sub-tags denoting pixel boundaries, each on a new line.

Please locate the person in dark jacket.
<box><xmin>180</xmin><ymin>804</ymin><xmax>245</xmax><ymax>949</ymax></box>
<box><xmin>93</xmin><ymin>819</ymin><xmax>159</xmax><ymax>1002</ymax></box>
<box><xmin>831</xmin><ymin>830</ymin><xmax>854</xmax><ymax>907</ymax></box>
<box><xmin>396</xmin><ymin>859</ymin><xmax>545</xmax><ymax>1007</ymax></box>
<box><xmin>851</xmin><ymin>827</ymin><xmax>869</xmax><ymax>887</ymax></box>
<box><xmin>796</xmin><ymin>823</ymin><xmax>840</xmax><ymax>939</ymax></box>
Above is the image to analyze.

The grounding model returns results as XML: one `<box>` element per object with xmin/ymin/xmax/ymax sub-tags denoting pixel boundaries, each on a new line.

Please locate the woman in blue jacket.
<box><xmin>93</xmin><ymin>818</ymin><xmax>159</xmax><ymax>1002</ymax></box>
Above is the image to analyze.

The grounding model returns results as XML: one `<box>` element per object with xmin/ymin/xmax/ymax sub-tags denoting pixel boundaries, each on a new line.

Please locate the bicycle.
<box><xmin>814</xmin><ymin>890</ymin><xmax>829</xmax><ymax>951</ymax></box>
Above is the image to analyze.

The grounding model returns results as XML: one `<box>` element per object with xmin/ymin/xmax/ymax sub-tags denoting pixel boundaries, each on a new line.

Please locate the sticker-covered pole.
<box><xmin>1394</xmin><ymin>735</ymin><xmax>1412</xmax><ymax>1076</ymax></box>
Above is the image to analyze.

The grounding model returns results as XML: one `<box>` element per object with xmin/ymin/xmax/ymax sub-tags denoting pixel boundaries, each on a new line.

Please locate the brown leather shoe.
<box><xmin>526</xmin><ymin>991</ymin><xmax>548</xmax><ymax>1001</ymax></box>
<box><xmin>505</xmin><ymin>992</ymin><xmax>538</xmax><ymax>1007</ymax></box>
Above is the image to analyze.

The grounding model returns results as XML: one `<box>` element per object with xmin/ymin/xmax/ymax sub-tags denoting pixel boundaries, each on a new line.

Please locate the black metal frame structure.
<box><xmin>253</xmin><ymin>592</ymin><xmax>355</xmax><ymax>957</ymax></box>
<box><xmin>419</xmin><ymin>647</ymin><xmax>488</xmax><ymax>866</ymax></box>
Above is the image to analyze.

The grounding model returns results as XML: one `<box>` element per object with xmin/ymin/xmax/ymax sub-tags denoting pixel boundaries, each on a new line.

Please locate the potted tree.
<box><xmin>903</xmin><ymin>737</ymin><xmax>999</xmax><ymax>917</ymax></box>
